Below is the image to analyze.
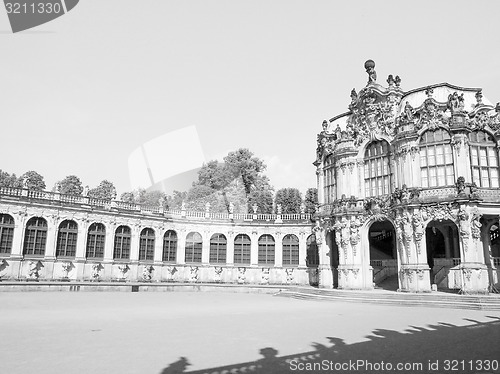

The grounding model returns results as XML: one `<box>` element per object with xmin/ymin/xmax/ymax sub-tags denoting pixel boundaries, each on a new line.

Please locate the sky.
<box><xmin>1</xmin><ymin>0</ymin><xmax>499</xmax><ymax>197</ymax></box>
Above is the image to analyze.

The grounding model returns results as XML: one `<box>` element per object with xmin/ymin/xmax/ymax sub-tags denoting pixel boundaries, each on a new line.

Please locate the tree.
<box><xmin>185</xmin><ymin>184</ymin><xmax>220</xmax><ymax>211</ymax></box>
<box><xmin>0</xmin><ymin>170</ymin><xmax>22</xmax><ymax>188</ymax></box>
<box><xmin>88</xmin><ymin>180</ymin><xmax>117</xmax><ymax>200</ymax></box>
<box><xmin>21</xmin><ymin>171</ymin><xmax>46</xmax><ymax>190</ymax></box>
<box><xmin>223</xmin><ymin>148</ymin><xmax>266</xmax><ymax>195</ymax></box>
<box><xmin>167</xmin><ymin>190</ymin><xmax>188</xmax><ymax>210</ymax></box>
<box><xmin>57</xmin><ymin>175</ymin><xmax>84</xmax><ymax>196</ymax></box>
<box><xmin>197</xmin><ymin>160</ymin><xmax>231</xmax><ymax>190</ymax></box>
<box><xmin>304</xmin><ymin>188</ymin><xmax>318</xmax><ymax>214</ymax></box>
<box><xmin>120</xmin><ymin>192</ymin><xmax>135</xmax><ymax>203</ymax></box>
<box><xmin>274</xmin><ymin>188</ymin><xmax>302</xmax><ymax>214</ymax></box>
<box><xmin>248</xmin><ymin>175</ymin><xmax>274</xmax><ymax>213</ymax></box>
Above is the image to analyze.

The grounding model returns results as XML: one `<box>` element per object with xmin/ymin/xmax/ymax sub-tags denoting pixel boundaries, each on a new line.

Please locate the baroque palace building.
<box><xmin>314</xmin><ymin>60</ymin><xmax>500</xmax><ymax>294</ymax></box>
<box><xmin>0</xmin><ymin>188</ymin><xmax>318</xmax><ymax>285</ymax></box>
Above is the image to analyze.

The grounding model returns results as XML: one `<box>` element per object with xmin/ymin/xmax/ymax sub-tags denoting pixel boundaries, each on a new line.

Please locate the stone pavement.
<box><xmin>1</xmin><ymin>291</ymin><xmax>499</xmax><ymax>374</ymax></box>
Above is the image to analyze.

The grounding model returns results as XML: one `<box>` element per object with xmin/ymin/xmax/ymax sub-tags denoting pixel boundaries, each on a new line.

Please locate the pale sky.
<box><xmin>1</xmin><ymin>0</ymin><xmax>499</xmax><ymax>196</ymax></box>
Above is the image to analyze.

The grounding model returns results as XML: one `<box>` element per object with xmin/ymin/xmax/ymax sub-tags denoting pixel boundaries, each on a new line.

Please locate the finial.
<box><xmin>425</xmin><ymin>87</ymin><xmax>434</xmax><ymax>98</ymax></box>
<box><xmin>364</xmin><ymin>59</ymin><xmax>376</xmax><ymax>84</ymax></box>
<box><xmin>475</xmin><ymin>90</ymin><xmax>483</xmax><ymax>106</ymax></box>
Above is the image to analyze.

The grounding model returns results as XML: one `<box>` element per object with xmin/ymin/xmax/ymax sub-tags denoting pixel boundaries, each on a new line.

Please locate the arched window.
<box><xmin>56</xmin><ymin>220</ymin><xmax>78</xmax><ymax>258</ymax></box>
<box><xmin>282</xmin><ymin>234</ymin><xmax>299</xmax><ymax>265</ymax></box>
<box><xmin>420</xmin><ymin>129</ymin><xmax>454</xmax><ymax>187</ymax></box>
<box><xmin>234</xmin><ymin>234</ymin><xmax>251</xmax><ymax>265</ymax></box>
<box><xmin>324</xmin><ymin>154</ymin><xmax>335</xmax><ymax>204</ymax></box>
<box><xmin>306</xmin><ymin>234</ymin><xmax>319</xmax><ymax>267</ymax></box>
<box><xmin>139</xmin><ymin>228</ymin><xmax>155</xmax><ymax>261</ymax></box>
<box><xmin>469</xmin><ymin>131</ymin><xmax>499</xmax><ymax>188</ymax></box>
<box><xmin>0</xmin><ymin>214</ymin><xmax>15</xmax><ymax>255</ymax></box>
<box><xmin>163</xmin><ymin>230</ymin><xmax>177</xmax><ymax>262</ymax></box>
<box><xmin>23</xmin><ymin>217</ymin><xmax>47</xmax><ymax>256</ymax></box>
<box><xmin>185</xmin><ymin>232</ymin><xmax>202</xmax><ymax>263</ymax></box>
<box><xmin>258</xmin><ymin>234</ymin><xmax>275</xmax><ymax>265</ymax></box>
<box><xmin>86</xmin><ymin>223</ymin><xmax>105</xmax><ymax>259</ymax></box>
<box><xmin>364</xmin><ymin>140</ymin><xmax>391</xmax><ymax>197</ymax></box>
<box><xmin>113</xmin><ymin>226</ymin><xmax>131</xmax><ymax>260</ymax></box>
<box><xmin>210</xmin><ymin>233</ymin><xmax>227</xmax><ymax>264</ymax></box>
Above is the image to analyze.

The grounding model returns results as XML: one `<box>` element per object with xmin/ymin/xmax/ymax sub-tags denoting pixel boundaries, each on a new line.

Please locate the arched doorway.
<box><xmin>368</xmin><ymin>220</ymin><xmax>397</xmax><ymax>290</ymax></box>
<box><xmin>426</xmin><ymin>220</ymin><xmax>460</xmax><ymax>290</ymax></box>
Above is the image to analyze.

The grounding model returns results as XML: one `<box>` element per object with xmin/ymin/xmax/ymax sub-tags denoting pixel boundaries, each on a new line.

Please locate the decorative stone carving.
<box><xmin>415</xmin><ymin>98</ymin><xmax>448</xmax><ymax>130</ymax></box>
<box><xmin>189</xmin><ymin>266</ymin><xmax>199</xmax><ymax>282</ymax></box>
<box><xmin>237</xmin><ymin>267</ymin><xmax>246</xmax><ymax>284</ymax></box>
<box><xmin>118</xmin><ymin>264</ymin><xmax>129</xmax><ymax>280</ymax></box>
<box><xmin>455</xmin><ymin>176</ymin><xmax>466</xmax><ymax>196</ymax></box>
<box><xmin>412</xmin><ymin>211</ymin><xmax>424</xmax><ymax>255</ymax></box>
<box><xmin>166</xmin><ymin>266</ymin><xmax>177</xmax><ymax>281</ymax></box>
<box><xmin>421</xmin><ymin>203</ymin><xmax>458</xmax><ymax>222</ymax></box>
<box><xmin>349</xmin><ymin>218</ymin><xmax>361</xmax><ymax>256</ymax></box>
<box><xmin>446</xmin><ymin>91</ymin><xmax>465</xmax><ymax>114</ymax></box>
<box><xmin>91</xmin><ymin>263</ymin><xmax>102</xmax><ymax>281</ymax></box>
<box><xmin>28</xmin><ymin>260</ymin><xmax>41</xmax><ymax>280</ymax></box>
<box><xmin>285</xmin><ymin>268</ymin><xmax>294</xmax><ymax>284</ymax></box>
<box><xmin>450</xmin><ymin>136</ymin><xmax>469</xmax><ymax>156</ymax></box>
<box><xmin>142</xmin><ymin>265</ymin><xmax>154</xmax><ymax>281</ymax></box>
<box><xmin>365</xmin><ymin>59</ymin><xmax>377</xmax><ymax>85</ymax></box>
<box><xmin>61</xmin><ymin>261</ymin><xmax>72</xmax><ymax>279</ymax></box>
<box><xmin>457</xmin><ymin>210</ymin><xmax>470</xmax><ymax>252</ymax></box>
<box><xmin>261</xmin><ymin>268</ymin><xmax>270</xmax><ymax>284</ymax></box>
<box><xmin>312</xmin><ymin>221</ymin><xmax>324</xmax><ymax>245</ymax></box>
<box><xmin>214</xmin><ymin>266</ymin><xmax>223</xmax><ymax>282</ymax></box>
<box><xmin>471</xmin><ymin>211</ymin><xmax>482</xmax><ymax>241</ymax></box>
<box><xmin>415</xmin><ymin>269</ymin><xmax>425</xmax><ymax>280</ymax></box>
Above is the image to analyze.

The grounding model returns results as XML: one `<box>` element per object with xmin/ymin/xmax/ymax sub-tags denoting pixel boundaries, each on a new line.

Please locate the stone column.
<box><xmin>201</xmin><ymin>230</ymin><xmax>210</xmax><ymax>265</ymax></box>
<box><xmin>8</xmin><ymin>212</ymin><xmax>27</xmax><ymax>279</ymax></box>
<box><xmin>316</xmin><ymin>166</ymin><xmax>324</xmax><ymax>204</ymax></box>
<box><xmin>316</xmin><ymin>222</ymin><xmax>333</xmax><ymax>289</ymax></box>
<box><xmin>250</xmin><ymin>231</ymin><xmax>258</xmax><ymax>267</ymax></box>
<box><xmin>456</xmin><ymin>207</ymin><xmax>488</xmax><ymax>293</ymax></box>
<box><xmin>274</xmin><ymin>232</ymin><xmax>282</xmax><ymax>267</ymax></box>
<box><xmin>298</xmin><ymin>231</ymin><xmax>307</xmax><ymax>267</ymax></box>
<box><xmin>176</xmin><ymin>229</ymin><xmax>186</xmax><ymax>264</ymax></box>
<box><xmin>153</xmin><ymin>228</ymin><xmax>164</xmax><ymax>264</ymax></box>
<box><xmin>451</xmin><ymin>133</ymin><xmax>472</xmax><ymax>182</ymax></box>
<box><xmin>226</xmin><ymin>231</ymin><xmax>234</xmax><ymax>266</ymax></box>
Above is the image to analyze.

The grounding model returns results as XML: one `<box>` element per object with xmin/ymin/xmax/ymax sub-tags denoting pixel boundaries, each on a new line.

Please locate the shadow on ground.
<box><xmin>160</xmin><ymin>316</ymin><xmax>500</xmax><ymax>374</ymax></box>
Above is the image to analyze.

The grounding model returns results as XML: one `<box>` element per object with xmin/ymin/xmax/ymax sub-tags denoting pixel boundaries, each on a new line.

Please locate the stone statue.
<box><xmin>228</xmin><ymin>202</ymin><xmax>234</xmax><ymax>214</ymax></box>
<box><xmin>455</xmin><ymin>176</ymin><xmax>466</xmax><ymax>196</ymax></box>
<box><xmin>402</xmin><ymin>101</ymin><xmax>414</xmax><ymax>121</ymax></box>
<box><xmin>364</xmin><ymin>60</ymin><xmax>377</xmax><ymax>84</ymax></box>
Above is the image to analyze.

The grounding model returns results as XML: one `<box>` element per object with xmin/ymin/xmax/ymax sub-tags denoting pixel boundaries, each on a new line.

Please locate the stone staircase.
<box><xmin>274</xmin><ymin>286</ymin><xmax>500</xmax><ymax>310</ymax></box>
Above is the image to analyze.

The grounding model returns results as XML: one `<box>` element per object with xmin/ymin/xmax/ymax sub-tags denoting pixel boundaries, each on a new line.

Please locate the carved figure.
<box><xmin>285</xmin><ymin>268</ymin><xmax>294</xmax><ymax>284</ymax></box>
<box><xmin>364</xmin><ymin>60</ymin><xmax>377</xmax><ymax>84</ymax></box>
<box><xmin>214</xmin><ymin>266</ymin><xmax>223</xmax><ymax>282</ymax></box>
<box><xmin>28</xmin><ymin>260</ymin><xmax>40</xmax><ymax>280</ymax></box>
<box><xmin>118</xmin><ymin>264</ymin><xmax>129</xmax><ymax>280</ymax></box>
<box><xmin>228</xmin><ymin>202</ymin><xmax>234</xmax><ymax>214</ymax></box>
<box><xmin>237</xmin><ymin>267</ymin><xmax>246</xmax><ymax>283</ymax></box>
<box><xmin>261</xmin><ymin>268</ymin><xmax>270</xmax><ymax>284</ymax></box>
<box><xmin>142</xmin><ymin>265</ymin><xmax>154</xmax><ymax>281</ymax></box>
<box><xmin>190</xmin><ymin>266</ymin><xmax>199</xmax><ymax>282</ymax></box>
<box><xmin>61</xmin><ymin>262</ymin><xmax>72</xmax><ymax>279</ymax></box>
<box><xmin>456</xmin><ymin>176</ymin><xmax>466</xmax><ymax>195</ymax></box>
<box><xmin>166</xmin><ymin>266</ymin><xmax>177</xmax><ymax>280</ymax></box>
<box><xmin>91</xmin><ymin>263</ymin><xmax>101</xmax><ymax>281</ymax></box>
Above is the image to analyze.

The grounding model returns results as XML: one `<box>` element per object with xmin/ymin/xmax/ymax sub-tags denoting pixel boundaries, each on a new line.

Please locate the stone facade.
<box><xmin>0</xmin><ymin>188</ymin><xmax>317</xmax><ymax>285</ymax></box>
<box><xmin>315</xmin><ymin>60</ymin><xmax>500</xmax><ymax>294</ymax></box>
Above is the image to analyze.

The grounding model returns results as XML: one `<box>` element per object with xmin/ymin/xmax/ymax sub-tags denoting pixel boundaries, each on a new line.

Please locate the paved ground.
<box><xmin>1</xmin><ymin>291</ymin><xmax>499</xmax><ymax>374</ymax></box>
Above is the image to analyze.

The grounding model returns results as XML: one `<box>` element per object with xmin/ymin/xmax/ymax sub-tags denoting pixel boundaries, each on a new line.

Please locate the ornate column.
<box><xmin>335</xmin><ymin>215</ymin><xmax>366</xmax><ymax>289</ymax></box>
<box><xmin>298</xmin><ymin>230</ymin><xmax>307</xmax><ymax>267</ymax></box>
<box><xmin>396</xmin><ymin>208</ymin><xmax>431</xmax><ymax>292</ymax></box>
<box><xmin>314</xmin><ymin>221</ymin><xmax>333</xmax><ymax>289</ymax></box>
<box><xmin>451</xmin><ymin>133</ymin><xmax>471</xmax><ymax>182</ymax></box>
<box><xmin>456</xmin><ymin>207</ymin><xmax>488</xmax><ymax>293</ymax></box>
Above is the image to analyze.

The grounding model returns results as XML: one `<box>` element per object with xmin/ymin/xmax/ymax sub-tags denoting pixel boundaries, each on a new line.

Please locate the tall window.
<box><xmin>185</xmin><ymin>232</ymin><xmax>202</xmax><ymax>263</ymax></box>
<box><xmin>282</xmin><ymin>234</ymin><xmax>299</xmax><ymax>265</ymax></box>
<box><xmin>420</xmin><ymin>129</ymin><xmax>454</xmax><ymax>187</ymax></box>
<box><xmin>364</xmin><ymin>140</ymin><xmax>391</xmax><ymax>197</ymax></box>
<box><xmin>469</xmin><ymin>131</ymin><xmax>499</xmax><ymax>188</ymax></box>
<box><xmin>23</xmin><ymin>217</ymin><xmax>47</xmax><ymax>256</ymax></box>
<box><xmin>56</xmin><ymin>220</ymin><xmax>78</xmax><ymax>258</ymax></box>
<box><xmin>0</xmin><ymin>214</ymin><xmax>15</xmax><ymax>255</ymax></box>
<box><xmin>306</xmin><ymin>234</ymin><xmax>319</xmax><ymax>267</ymax></box>
<box><xmin>139</xmin><ymin>228</ymin><xmax>155</xmax><ymax>261</ymax></box>
<box><xmin>324</xmin><ymin>155</ymin><xmax>335</xmax><ymax>204</ymax></box>
<box><xmin>86</xmin><ymin>223</ymin><xmax>105</xmax><ymax>259</ymax></box>
<box><xmin>234</xmin><ymin>234</ymin><xmax>251</xmax><ymax>265</ymax></box>
<box><xmin>210</xmin><ymin>233</ymin><xmax>227</xmax><ymax>264</ymax></box>
<box><xmin>113</xmin><ymin>226</ymin><xmax>131</xmax><ymax>260</ymax></box>
<box><xmin>163</xmin><ymin>230</ymin><xmax>177</xmax><ymax>262</ymax></box>
<box><xmin>258</xmin><ymin>234</ymin><xmax>275</xmax><ymax>265</ymax></box>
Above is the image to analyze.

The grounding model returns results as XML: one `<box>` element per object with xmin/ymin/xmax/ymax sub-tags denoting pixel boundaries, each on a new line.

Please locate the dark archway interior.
<box><xmin>490</xmin><ymin>224</ymin><xmax>500</xmax><ymax>258</ymax></box>
<box><xmin>369</xmin><ymin>220</ymin><xmax>396</xmax><ymax>259</ymax></box>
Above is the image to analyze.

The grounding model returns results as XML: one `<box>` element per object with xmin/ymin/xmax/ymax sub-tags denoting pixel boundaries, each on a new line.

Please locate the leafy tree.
<box><xmin>21</xmin><ymin>171</ymin><xmax>46</xmax><ymax>191</ymax></box>
<box><xmin>304</xmin><ymin>188</ymin><xmax>318</xmax><ymax>214</ymax></box>
<box><xmin>120</xmin><ymin>192</ymin><xmax>135</xmax><ymax>203</ymax></box>
<box><xmin>248</xmin><ymin>175</ymin><xmax>274</xmax><ymax>213</ymax></box>
<box><xmin>274</xmin><ymin>188</ymin><xmax>302</xmax><ymax>214</ymax></box>
<box><xmin>197</xmin><ymin>160</ymin><xmax>231</xmax><ymax>190</ymax></box>
<box><xmin>167</xmin><ymin>190</ymin><xmax>187</xmax><ymax>210</ymax></box>
<box><xmin>223</xmin><ymin>148</ymin><xmax>266</xmax><ymax>195</ymax></box>
<box><xmin>0</xmin><ymin>170</ymin><xmax>22</xmax><ymax>188</ymax></box>
<box><xmin>185</xmin><ymin>184</ymin><xmax>220</xmax><ymax>211</ymax></box>
<box><xmin>88</xmin><ymin>180</ymin><xmax>117</xmax><ymax>200</ymax></box>
<box><xmin>57</xmin><ymin>175</ymin><xmax>84</xmax><ymax>196</ymax></box>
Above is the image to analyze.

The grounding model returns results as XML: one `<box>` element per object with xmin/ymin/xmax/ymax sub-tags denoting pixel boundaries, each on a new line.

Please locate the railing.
<box><xmin>0</xmin><ymin>187</ymin><xmax>310</xmax><ymax>223</ymax></box>
<box><xmin>418</xmin><ymin>187</ymin><xmax>457</xmax><ymax>200</ymax></box>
